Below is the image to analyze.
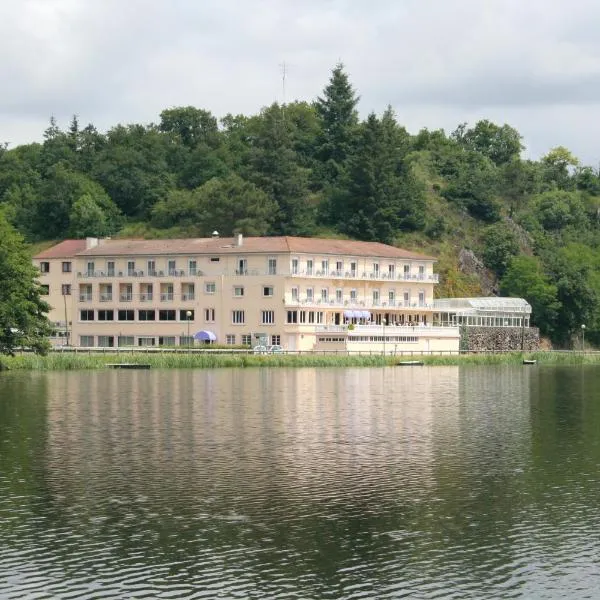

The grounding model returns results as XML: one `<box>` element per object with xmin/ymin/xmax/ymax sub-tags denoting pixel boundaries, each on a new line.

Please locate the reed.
<box><xmin>2</xmin><ymin>351</ymin><xmax>600</xmax><ymax>371</ymax></box>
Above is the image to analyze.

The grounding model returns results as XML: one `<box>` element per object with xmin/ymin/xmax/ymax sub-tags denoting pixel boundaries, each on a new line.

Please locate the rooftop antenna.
<box><xmin>279</xmin><ymin>61</ymin><xmax>287</xmax><ymax>122</ymax></box>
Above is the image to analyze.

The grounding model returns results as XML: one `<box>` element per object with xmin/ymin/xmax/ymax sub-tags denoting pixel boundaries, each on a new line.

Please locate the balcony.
<box><xmin>316</xmin><ymin>324</ymin><xmax>459</xmax><ymax>338</ymax></box>
<box><xmin>285</xmin><ymin>297</ymin><xmax>435</xmax><ymax>310</ymax></box>
<box><xmin>99</xmin><ymin>294</ymin><xmax>113</xmax><ymax>302</ymax></box>
<box><xmin>79</xmin><ymin>294</ymin><xmax>92</xmax><ymax>302</ymax></box>
<box><xmin>182</xmin><ymin>293</ymin><xmax>195</xmax><ymax>301</ymax></box>
<box><xmin>119</xmin><ymin>294</ymin><xmax>133</xmax><ymax>302</ymax></box>
<box><xmin>289</xmin><ymin>270</ymin><xmax>439</xmax><ymax>283</ymax></box>
<box><xmin>161</xmin><ymin>293</ymin><xmax>174</xmax><ymax>302</ymax></box>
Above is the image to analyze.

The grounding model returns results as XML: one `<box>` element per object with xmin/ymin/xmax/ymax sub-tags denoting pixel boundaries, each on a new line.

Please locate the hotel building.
<box><xmin>34</xmin><ymin>235</ymin><xmax>461</xmax><ymax>353</ymax></box>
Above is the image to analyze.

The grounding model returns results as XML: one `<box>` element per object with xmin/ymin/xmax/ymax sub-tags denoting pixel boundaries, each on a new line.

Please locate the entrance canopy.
<box><xmin>194</xmin><ymin>330</ymin><xmax>217</xmax><ymax>342</ymax></box>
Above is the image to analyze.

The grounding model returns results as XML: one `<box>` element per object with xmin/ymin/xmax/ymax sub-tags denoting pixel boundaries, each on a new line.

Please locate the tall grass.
<box><xmin>2</xmin><ymin>351</ymin><xmax>600</xmax><ymax>371</ymax></box>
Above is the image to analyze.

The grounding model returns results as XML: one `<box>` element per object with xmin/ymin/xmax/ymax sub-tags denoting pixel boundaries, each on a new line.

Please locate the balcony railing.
<box><xmin>99</xmin><ymin>294</ymin><xmax>113</xmax><ymax>302</ymax></box>
<box><xmin>290</xmin><ymin>271</ymin><xmax>439</xmax><ymax>283</ymax></box>
<box><xmin>285</xmin><ymin>298</ymin><xmax>434</xmax><ymax>310</ymax></box>
<box><xmin>316</xmin><ymin>324</ymin><xmax>459</xmax><ymax>337</ymax></box>
<box><xmin>79</xmin><ymin>294</ymin><xmax>92</xmax><ymax>302</ymax></box>
<box><xmin>181</xmin><ymin>293</ymin><xmax>195</xmax><ymax>301</ymax></box>
<box><xmin>161</xmin><ymin>293</ymin><xmax>174</xmax><ymax>302</ymax></box>
<box><xmin>140</xmin><ymin>293</ymin><xmax>153</xmax><ymax>302</ymax></box>
<box><xmin>119</xmin><ymin>294</ymin><xmax>133</xmax><ymax>302</ymax></box>
<box><xmin>77</xmin><ymin>270</ymin><xmax>204</xmax><ymax>278</ymax></box>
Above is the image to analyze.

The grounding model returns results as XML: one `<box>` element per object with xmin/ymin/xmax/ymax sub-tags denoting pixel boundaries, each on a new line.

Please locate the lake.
<box><xmin>1</xmin><ymin>366</ymin><xmax>600</xmax><ymax>599</ymax></box>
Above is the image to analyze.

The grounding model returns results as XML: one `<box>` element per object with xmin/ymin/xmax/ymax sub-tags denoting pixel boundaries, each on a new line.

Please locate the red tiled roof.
<box><xmin>34</xmin><ymin>240</ymin><xmax>87</xmax><ymax>259</ymax></box>
<box><xmin>75</xmin><ymin>236</ymin><xmax>436</xmax><ymax>261</ymax></box>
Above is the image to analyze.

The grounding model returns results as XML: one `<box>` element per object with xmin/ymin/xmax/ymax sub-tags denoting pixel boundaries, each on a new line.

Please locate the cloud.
<box><xmin>2</xmin><ymin>0</ymin><xmax>600</xmax><ymax>162</ymax></box>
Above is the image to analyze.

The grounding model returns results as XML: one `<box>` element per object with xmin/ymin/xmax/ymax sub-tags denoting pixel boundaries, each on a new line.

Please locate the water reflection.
<box><xmin>1</xmin><ymin>366</ymin><xmax>600</xmax><ymax>599</ymax></box>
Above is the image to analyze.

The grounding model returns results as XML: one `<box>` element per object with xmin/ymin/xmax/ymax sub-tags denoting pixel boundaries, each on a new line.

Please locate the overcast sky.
<box><xmin>2</xmin><ymin>0</ymin><xmax>600</xmax><ymax>164</ymax></box>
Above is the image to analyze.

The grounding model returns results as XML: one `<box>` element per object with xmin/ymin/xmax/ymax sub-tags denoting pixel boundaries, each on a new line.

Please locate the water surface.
<box><xmin>1</xmin><ymin>366</ymin><xmax>600</xmax><ymax>599</ymax></box>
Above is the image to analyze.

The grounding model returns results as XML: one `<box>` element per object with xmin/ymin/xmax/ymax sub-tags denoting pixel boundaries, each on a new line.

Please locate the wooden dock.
<box><xmin>107</xmin><ymin>363</ymin><xmax>151</xmax><ymax>370</ymax></box>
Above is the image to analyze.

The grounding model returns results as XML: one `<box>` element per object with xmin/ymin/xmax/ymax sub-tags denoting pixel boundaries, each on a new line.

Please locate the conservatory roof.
<box><xmin>433</xmin><ymin>297</ymin><xmax>531</xmax><ymax>313</ymax></box>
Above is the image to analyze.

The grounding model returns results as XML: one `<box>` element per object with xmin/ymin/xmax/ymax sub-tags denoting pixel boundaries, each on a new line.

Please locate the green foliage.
<box><xmin>0</xmin><ymin>211</ymin><xmax>51</xmax><ymax>354</ymax></box>
<box><xmin>152</xmin><ymin>174</ymin><xmax>277</xmax><ymax>236</ymax></box>
<box><xmin>482</xmin><ymin>222</ymin><xmax>519</xmax><ymax>277</ymax></box>
<box><xmin>453</xmin><ymin>120</ymin><xmax>523</xmax><ymax>166</ymax></box>
<box><xmin>500</xmin><ymin>256</ymin><xmax>560</xmax><ymax>338</ymax></box>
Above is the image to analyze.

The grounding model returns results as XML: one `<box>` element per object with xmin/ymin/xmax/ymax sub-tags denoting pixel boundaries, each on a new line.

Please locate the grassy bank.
<box><xmin>1</xmin><ymin>351</ymin><xmax>600</xmax><ymax>371</ymax></box>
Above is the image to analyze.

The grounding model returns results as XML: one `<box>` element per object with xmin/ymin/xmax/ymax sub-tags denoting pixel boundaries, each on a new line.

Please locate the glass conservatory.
<box><xmin>433</xmin><ymin>297</ymin><xmax>531</xmax><ymax>327</ymax></box>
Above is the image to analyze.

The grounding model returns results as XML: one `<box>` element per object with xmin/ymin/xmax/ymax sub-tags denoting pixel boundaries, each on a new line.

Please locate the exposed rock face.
<box><xmin>461</xmin><ymin>326</ymin><xmax>540</xmax><ymax>352</ymax></box>
<box><xmin>458</xmin><ymin>248</ymin><xmax>497</xmax><ymax>295</ymax></box>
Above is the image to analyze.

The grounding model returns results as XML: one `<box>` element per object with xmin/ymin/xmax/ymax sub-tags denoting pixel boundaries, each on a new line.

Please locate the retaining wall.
<box><xmin>461</xmin><ymin>326</ymin><xmax>540</xmax><ymax>352</ymax></box>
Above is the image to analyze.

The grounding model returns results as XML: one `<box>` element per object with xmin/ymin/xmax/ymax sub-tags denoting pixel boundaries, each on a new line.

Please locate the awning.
<box><xmin>343</xmin><ymin>309</ymin><xmax>357</xmax><ymax>318</ymax></box>
<box><xmin>360</xmin><ymin>310</ymin><xmax>371</xmax><ymax>319</ymax></box>
<box><xmin>194</xmin><ymin>330</ymin><xmax>217</xmax><ymax>341</ymax></box>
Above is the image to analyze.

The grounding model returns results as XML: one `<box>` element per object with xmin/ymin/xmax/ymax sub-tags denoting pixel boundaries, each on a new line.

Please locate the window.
<box><xmin>120</xmin><ymin>284</ymin><xmax>133</xmax><ymax>301</ymax></box>
<box><xmin>308</xmin><ymin>311</ymin><xmax>315</xmax><ymax>324</ymax></box>
<box><xmin>138</xmin><ymin>310</ymin><xmax>156</xmax><ymax>321</ymax></box>
<box><xmin>62</xmin><ymin>284</ymin><xmax>71</xmax><ymax>296</ymax></box>
<box><xmin>147</xmin><ymin>260</ymin><xmax>156</xmax><ymax>275</ymax></box>
<box><xmin>350</xmin><ymin>261</ymin><xmax>357</xmax><ymax>275</ymax></box>
<box><xmin>107</xmin><ymin>261</ymin><xmax>115</xmax><ymax>277</ymax></box>
<box><xmin>335</xmin><ymin>289</ymin><xmax>343</xmax><ymax>303</ymax></box>
<box><xmin>373</xmin><ymin>263</ymin><xmax>380</xmax><ymax>276</ymax></box>
<box><xmin>388</xmin><ymin>264</ymin><xmax>395</xmax><ymax>277</ymax></box>
<box><xmin>40</xmin><ymin>262</ymin><xmax>50</xmax><ymax>273</ymax></box>
<box><xmin>316</xmin><ymin>312</ymin><xmax>324</xmax><ymax>324</ymax></box>
<box><xmin>287</xmin><ymin>310</ymin><xmax>298</xmax><ymax>324</ymax></box>
<box><xmin>306</xmin><ymin>288</ymin><xmax>314</xmax><ymax>302</ymax></box>
<box><xmin>204</xmin><ymin>308</ymin><xmax>215</xmax><ymax>322</ymax></box>
<box><xmin>350</xmin><ymin>289</ymin><xmax>357</xmax><ymax>302</ymax></box>
<box><xmin>40</xmin><ymin>285</ymin><xmax>49</xmax><ymax>295</ymax></box>
<box><xmin>372</xmin><ymin>290</ymin><xmax>380</xmax><ymax>305</ymax></box>
<box><xmin>98</xmin><ymin>310</ymin><xmax>114</xmax><ymax>321</ymax></box>
<box><xmin>189</xmin><ymin>260</ymin><xmax>197</xmax><ymax>275</ymax></box>
<box><xmin>291</xmin><ymin>258</ymin><xmax>299</xmax><ymax>275</ymax></box>
<box><xmin>271</xmin><ymin>335</ymin><xmax>280</xmax><ymax>346</ymax></box>
<box><xmin>403</xmin><ymin>264</ymin><xmax>410</xmax><ymax>278</ymax></box>
<box><xmin>180</xmin><ymin>309</ymin><xmax>194</xmax><ymax>321</ymax></box>
<box><xmin>180</xmin><ymin>336</ymin><xmax>194</xmax><ymax>346</ymax></box>
<box><xmin>403</xmin><ymin>291</ymin><xmax>410</xmax><ymax>306</ymax></box>
<box><xmin>263</xmin><ymin>286</ymin><xmax>274</xmax><ymax>297</ymax></box>
<box><xmin>232</xmin><ymin>310</ymin><xmax>245</xmax><ymax>324</ymax></box>
<box><xmin>262</xmin><ymin>310</ymin><xmax>275</xmax><ymax>324</ymax></box>
<box><xmin>268</xmin><ymin>257</ymin><xmax>277</xmax><ymax>275</ymax></box>
<box><xmin>80</xmin><ymin>310</ymin><xmax>94</xmax><ymax>321</ymax></box>
<box><xmin>182</xmin><ymin>283</ymin><xmax>195</xmax><ymax>301</ymax></box>
<box><xmin>118</xmin><ymin>336</ymin><xmax>134</xmax><ymax>347</ymax></box>
<box><xmin>138</xmin><ymin>337</ymin><xmax>155</xmax><ymax>347</ymax></box>
<box><xmin>237</xmin><ymin>258</ymin><xmax>247</xmax><ymax>274</ymax></box>
<box><xmin>291</xmin><ymin>287</ymin><xmax>299</xmax><ymax>302</ymax></box>
<box><xmin>299</xmin><ymin>311</ymin><xmax>307</xmax><ymax>323</ymax></box>
<box><xmin>335</xmin><ymin>260</ymin><xmax>343</xmax><ymax>273</ymax></box>
<box><xmin>226</xmin><ymin>334</ymin><xmax>236</xmax><ymax>345</ymax></box>
<box><xmin>98</xmin><ymin>336</ymin><xmax>114</xmax><ymax>348</ymax></box>
<box><xmin>80</xmin><ymin>335</ymin><xmax>94</xmax><ymax>347</ymax></box>
<box><xmin>389</xmin><ymin>290</ymin><xmax>396</xmax><ymax>306</ymax></box>
<box><xmin>321</xmin><ymin>259</ymin><xmax>329</xmax><ymax>275</ymax></box>
<box><xmin>419</xmin><ymin>265</ymin><xmax>425</xmax><ymax>279</ymax></box>
<box><xmin>241</xmin><ymin>334</ymin><xmax>252</xmax><ymax>346</ymax></box>
<box><xmin>62</xmin><ymin>261</ymin><xmax>72</xmax><ymax>273</ymax></box>
<box><xmin>127</xmin><ymin>261</ymin><xmax>135</xmax><ymax>276</ymax></box>
<box><xmin>234</xmin><ymin>286</ymin><xmax>244</xmax><ymax>297</ymax></box>
<box><xmin>159</xmin><ymin>310</ymin><xmax>176</xmax><ymax>321</ymax></box>
<box><xmin>159</xmin><ymin>336</ymin><xmax>176</xmax><ymax>347</ymax></box>
<box><xmin>118</xmin><ymin>310</ymin><xmax>135</xmax><ymax>321</ymax></box>
<box><xmin>205</xmin><ymin>282</ymin><xmax>216</xmax><ymax>294</ymax></box>
<box><xmin>168</xmin><ymin>260</ymin><xmax>177</xmax><ymax>275</ymax></box>
<box><xmin>306</xmin><ymin>259</ymin><xmax>313</xmax><ymax>276</ymax></box>
<box><xmin>419</xmin><ymin>291</ymin><xmax>425</xmax><ymax>306</ymax></box>
<box><xmin>210</xmin><ymin>257</ymin><xmax>220</xmax><ymax>262</ymax></box>
<box><xmin>86</xmin><ymin>262</ymin><xmax>95</xmax><ymax>276</ymax></box>
<box><xmin>321</xmin><ymin>288</ymin><xmax>328</xmax><ymax>302</ymax></box>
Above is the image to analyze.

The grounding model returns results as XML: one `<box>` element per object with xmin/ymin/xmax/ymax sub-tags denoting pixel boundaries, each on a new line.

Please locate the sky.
<box><xmin>2</xmin><ymin>0</ymin><xmax>600</xmax><ymax>164</ymax></box>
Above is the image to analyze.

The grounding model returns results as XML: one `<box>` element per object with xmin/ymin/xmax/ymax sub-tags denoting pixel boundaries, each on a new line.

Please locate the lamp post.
<box><xmin>581</xmin><ymin>324</ymin><xmax>586</xmax><ymax>352</ymax></box>
<box><xmin>186</xmin><ymin>310</ymin><xmax>192</xmax><ymax>352</ymax></box>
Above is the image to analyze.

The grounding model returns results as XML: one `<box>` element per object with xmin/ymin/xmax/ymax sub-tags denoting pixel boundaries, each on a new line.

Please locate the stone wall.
<box><xmin>461</xmin><ymin>326</ymin><xmax>540</xmax><ymax>352</ymax></box>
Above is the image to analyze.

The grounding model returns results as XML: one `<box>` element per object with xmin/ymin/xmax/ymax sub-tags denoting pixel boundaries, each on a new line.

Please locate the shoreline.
<box><xmin>1</xmin><ymin>351</ymin><xmax>599</xmax><ymax>371</ymax></box>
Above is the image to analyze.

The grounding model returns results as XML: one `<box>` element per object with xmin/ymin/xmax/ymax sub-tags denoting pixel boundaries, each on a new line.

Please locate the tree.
<box><xmin>453</xmin><ymin>120</ymin><xmax>523</xmax><ymax>166</ymax></box>
<box><xmin>500</xmin><ymin>256</ymin><xmax>560</xmax><ymax>338</ymax></box>
<box><xmin>314</xmin><ymin>63</ymin><xmax>359</xmax><ymax>188</ymax></box>
<box><xmin>0</xmin><ymin>210</ymin><xmax>51</xmax><ymax>355</ymax></box>
<box><xmin>159</xmin><ymin>107</ymin><xmax>219</xmax><ymax>149</ymax></box>
<box><xmin>69</xmin><ymin>194</ymin><xmax>110</xmax><ymax>238</ymax></box>
<box><xmin>541</xmin><ymin>146</ymin><xmax>579</xmax><ymax>190</ymax></box>
<box><xmin>482</xmin><ymin>223</ymin><xmax>520</xmax><ymax>277</ymax></box>
<box><xmin>152</xmin><ymin>174</ymin><xmax>277</xmax><ymax>236</ymax></box>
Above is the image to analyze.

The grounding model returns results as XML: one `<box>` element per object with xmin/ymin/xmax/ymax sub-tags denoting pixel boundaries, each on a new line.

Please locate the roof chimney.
<box><xmin>237</xmin><ymin>233</ymin><xmax>243</xmax><ymax>247</ymax></box>
<box><xmin>212</xmin><ymin>231</ymin><xmax>219</xmax><ymax>238</ymax></box>
<box><xmin>85</xmin><ymin>237</ymin><xmax>99</xmax><ymax>249</ymax></box>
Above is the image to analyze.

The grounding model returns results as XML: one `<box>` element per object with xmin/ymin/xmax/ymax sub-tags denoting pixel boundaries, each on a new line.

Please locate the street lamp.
<box><xmin>581</xmin><ymin>324</ymin><xmax>586</xmax><ymax>352</ymax></box>
<box><xmin>186</xmin><ymin>310</ymin><xmax>192</xmax><ymax>352</ymax></box>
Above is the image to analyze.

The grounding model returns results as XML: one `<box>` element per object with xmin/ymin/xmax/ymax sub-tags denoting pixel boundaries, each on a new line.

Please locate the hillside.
<box><xmin>1</xmin><ymin>64</ymin><xmax>600</xmax><ymax>348</ymax></box>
